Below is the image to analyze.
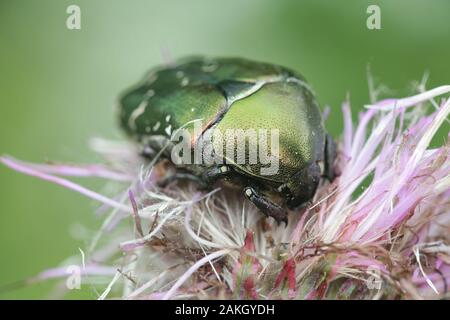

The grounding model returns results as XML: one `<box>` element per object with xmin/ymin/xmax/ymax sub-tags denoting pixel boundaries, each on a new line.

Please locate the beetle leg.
<box><xmin>324</xmin><ymin>133</ymin><xmax>337</xmax><ymax>181</ymax></box>
<box><xmin>202</xmin><ymin>165</ymin><xmax>233</xmax><ymax>184</ymax></box>
<box><xmin>243</xmin><ymin>186</ymin><xmax>288</xmax><ymax>226</ymax></box>
<box><xmin>285</xmin><ymin>162</ymin><xmax>321</xmax><ymax>208</ymax></box>
<box><xmin>140</xmin><ymin>145</ymin><xmax>157</xmax><ymax>159</ymax></box>
<box><xmin>157</xmin><ymin>172</ymin><xmax>208</xmax><ymax>189</ymax></box>
<box><xmin>158</xmin><ymin>165</ymin><xmax>233</xmax><ymax>189</ymax></box>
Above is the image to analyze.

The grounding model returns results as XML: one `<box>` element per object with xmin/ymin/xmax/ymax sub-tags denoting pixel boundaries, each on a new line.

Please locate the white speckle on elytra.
<box><xmin>245</xmin><ymin>188</ymin><xmax>253</xmax><ymax>197</ymax></box>
<box><xmin>191</xmin><ymin>108</ymin><xmax>195</xmax><ymax>112</ymax></box>
<box><xmin>153</xmin><ymin>121</ymin><xmax>161</xmax><ymax>131</ymax></box>
<box><xmin>176</xmin><ymin>71</ymin><xmax>184</xmax><ymax>78</ymax></box>
<box><xmin>220</xmin><ymin>166</ymin><xmax>229</xmax><ymax>173</ymax></box>
<box><xmin>165</xmin><ymin>115</ymin><xmax>171</xmax><ymax>122</ymax></box>
<box><xmin>181</xmin><ymin>77</ymin><xmax>189</xmax><ymax>87</ymax></box>
<box><xmin>165</xmin><ymin>125</ymin><xmax>172</xmax><ymax>136</ymax></box>
<box><xmin>145</xmin><ymin>126</ymin><xmax>151</xmax><ymax>133</ymax></box>
<box><xmin>128</xmin><ymin>100</ymin><xmax>148</xmax><ymax>130</ymax></box>
<box><xmin>146</xmin><ymin>89</ymin><xmax>155</xmax><ymax>97</ymax></box>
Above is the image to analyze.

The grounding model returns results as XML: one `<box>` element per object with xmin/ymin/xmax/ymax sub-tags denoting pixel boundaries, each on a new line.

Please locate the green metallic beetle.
<box><xmin>119</xmin><ymin>57</ymin><xmax>336</xmax><ymax>224</ymax></box>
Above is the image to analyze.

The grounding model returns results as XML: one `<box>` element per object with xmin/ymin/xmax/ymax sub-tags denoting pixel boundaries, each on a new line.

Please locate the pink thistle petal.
<box><xmin>342</xmin><ymin>100</ymin><xmax>353</xmax><ymax>159</ymax></box>
<box><xmin>32</xmin><ymin>264</ymin><xmax>117</xmax><ymax>282</ymax></box>
<box><xmin>365</xmin><ymin>85</ymin><xmax>450</xmax><ymax>111</ymax></box>
<box><xmin>0</xmin><ymin>156</ymin><xmax>131</xmax><ymax>212</ymax></box>
<box><xmin>1</xmin><ymin>156</ymin><xmax>132</xmax><ymax>181</ymax></box>
<box><xmin>162</xmin><ymin>249</ymin><xmax>230</xmax><ymax>300</ymax></box>
<box><xmin>128</xmin><ymin>189</ymin><xmax>144</xmax><ymax>237</ymax></box>
<box><xmin>272</xmin><ymin>258</ymin><xmax>296</xmax><ymax>299</ymax></box>
<box><xmin>243</xmin><ymin>277</ymin><xmax>259</xmax><ymax>300</ymax></box>
<box><xmin>232</xmin><ymin>230</ymin><xmax>262</xmax><ymax>298</ymax></box>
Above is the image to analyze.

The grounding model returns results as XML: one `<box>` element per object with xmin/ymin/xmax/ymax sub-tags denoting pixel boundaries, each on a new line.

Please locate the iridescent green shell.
<box><xmin>119</xmin><ymin>57</ymin><xmax>326</xmax><ymax>184</ymax></box>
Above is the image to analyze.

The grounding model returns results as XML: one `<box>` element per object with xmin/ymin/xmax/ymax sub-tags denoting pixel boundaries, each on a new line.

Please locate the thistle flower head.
<box><xmin>1</xmin><ymin>84</ymin><xmax>449</xmax><ymax>300</ymax></box>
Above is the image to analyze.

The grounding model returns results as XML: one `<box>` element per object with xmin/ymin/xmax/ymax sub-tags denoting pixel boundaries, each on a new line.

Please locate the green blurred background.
<box><xmin>0</xmin><ymin>0</ymin><xmax>449</xmax><ymax>299</ymax></box>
